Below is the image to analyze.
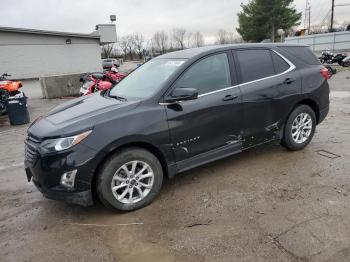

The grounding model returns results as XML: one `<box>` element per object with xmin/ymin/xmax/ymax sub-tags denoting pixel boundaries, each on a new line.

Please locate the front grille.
<box><xmin>25</xmin><ymin>135</ymin><xmax>41</xmax><ymax>166</ymax></box>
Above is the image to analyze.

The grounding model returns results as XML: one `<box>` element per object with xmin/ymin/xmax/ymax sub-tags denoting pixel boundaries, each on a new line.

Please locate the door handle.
<box><xmin>222</xmin><ymin>94</ymin><xmax>238</xmax><ymax>101</ymax></box>
<box><xmin>283</xmin><ymin>78</ymin><xmax>296</xmax><ymax>85</ymax></box>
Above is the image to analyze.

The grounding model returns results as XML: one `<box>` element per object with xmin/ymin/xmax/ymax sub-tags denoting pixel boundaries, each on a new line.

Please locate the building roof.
<box><xmin>158</xmin><ymin>43</ymin><xmax>308</xmax><ymax>59</ymax></box>
<box><xmin>0</xmin><ymin>26</ymin><xmax>100</xmax><ymax>39</ymax></box>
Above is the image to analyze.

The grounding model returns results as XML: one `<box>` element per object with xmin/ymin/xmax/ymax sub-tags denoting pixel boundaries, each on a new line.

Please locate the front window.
<box><xmin>109</xmin><ymin>59</ymin><xmax>185</xmax><ymax>99</ymax></box>
<box><xmin>173</xmin><ymin>53</ymin><xmax>231</xmax><ymax>95</ymax></box>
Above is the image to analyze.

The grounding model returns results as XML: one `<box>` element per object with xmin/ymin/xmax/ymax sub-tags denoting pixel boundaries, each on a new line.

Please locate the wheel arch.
<box><xmin>91</xmin><ymin>141</ymin><xmax>171</xmax><ymax>198</ymax></box>
<box><xmin>294</xmin><ymin>98</ymin><xmax>320</xmax><ymax>124</ymax></box>
<box><xmin>279</xmin><ymin>98</ymin><xmax>320</xmax><ymax>140</ymax></box>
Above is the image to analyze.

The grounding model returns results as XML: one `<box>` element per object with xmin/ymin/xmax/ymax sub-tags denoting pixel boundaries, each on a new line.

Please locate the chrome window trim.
<box><xmin>197</xmin><ymin>50</ymin><xmax>295</xmax><ymax>98</ymax></box>
<box><xmin>159</xmin><ymin>49</ymin><xmax>296</xmax><ymax>105</ymax></box>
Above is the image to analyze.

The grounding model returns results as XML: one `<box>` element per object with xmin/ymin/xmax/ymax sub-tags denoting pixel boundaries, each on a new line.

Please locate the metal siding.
<box><xmin>0</xmin><ymin>32</ymin><xmax>102</xmax><ymax>79</ymax></box>
<box><xmin>96</xmin><ymin>24</ymin><xmax>117</xmax><ymax>44</ymax></box>
<box><xmin>284</xmin><ymin>31</ymin><xmax>350</xmax><ymax>52</ymax></box>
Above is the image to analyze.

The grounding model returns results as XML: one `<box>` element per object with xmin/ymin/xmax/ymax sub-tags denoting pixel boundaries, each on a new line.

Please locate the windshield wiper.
<box><xmin>109</xmin><ymin>94</ymin><xmax>128</xmax><ymax>102</ymax></box>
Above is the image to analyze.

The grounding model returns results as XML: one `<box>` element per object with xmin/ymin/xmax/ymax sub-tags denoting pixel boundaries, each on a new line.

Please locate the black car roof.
<box><xmin>157</xmin><ymin>43</ymin><xmax>309</xmax><ymax>59</ymax></box>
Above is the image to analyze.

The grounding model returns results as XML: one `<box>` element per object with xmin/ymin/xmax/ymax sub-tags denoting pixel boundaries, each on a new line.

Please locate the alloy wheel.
<box><xmin>291</xmin><ymin>113</ymin><xmax>313</xmax><ymax>144</ymax></box>
<box><xmin>111</xmin><ymin>161</ymin><xmax>154</xmax><ymax>204</ymax></box>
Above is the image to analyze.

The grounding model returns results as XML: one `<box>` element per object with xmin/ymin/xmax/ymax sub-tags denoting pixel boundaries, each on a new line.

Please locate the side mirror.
<box><xmin>164</xmin><ymin>87</ymin><xmax>198</xmax><ymax>103</ymax></box>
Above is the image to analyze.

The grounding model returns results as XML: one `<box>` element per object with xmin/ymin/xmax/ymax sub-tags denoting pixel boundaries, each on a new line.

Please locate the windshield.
<box><xmin>109</xmin><ymin>59</ymin><xmax>185</xmax><ymax>99</ymax></box>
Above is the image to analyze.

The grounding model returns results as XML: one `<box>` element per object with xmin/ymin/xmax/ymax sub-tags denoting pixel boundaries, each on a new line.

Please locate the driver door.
<box><xmin>163</xmin><ymin>52</ymin><xmax>243</xmax><ymax>168</ymax></box>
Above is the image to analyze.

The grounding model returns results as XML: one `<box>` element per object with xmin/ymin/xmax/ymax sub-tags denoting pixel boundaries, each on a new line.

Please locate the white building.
<box><xmin>0</xmin><ymin>25</ymin><xmax>116</xmax><ymax>79</ymax></box>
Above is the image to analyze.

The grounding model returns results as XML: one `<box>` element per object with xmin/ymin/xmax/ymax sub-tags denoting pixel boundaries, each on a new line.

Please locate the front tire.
<box><xmin>96</xmin><ymin>147</ymin><xmax>163</xmax><ymax>211</ymax></box>
<box><xmin>282</xmin><ymin>105</ymin><xmax>316</xmax><ymax>151</ymax></box>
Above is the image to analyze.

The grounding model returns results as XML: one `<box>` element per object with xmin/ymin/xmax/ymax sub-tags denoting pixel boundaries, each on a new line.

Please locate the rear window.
<box><xmin>279</xmin><ymin>46</ymin><xmax>320</xmax><ymax>65</ymax></box>
<box><xmin>235</xmin><ymin>49</ymin><xmax>275</xmax><ymax>83</ymax></box>
<box><xmin>271</xmin><ymin>51</ymin><xmax>290</xmax><ymax>74</ymax></box>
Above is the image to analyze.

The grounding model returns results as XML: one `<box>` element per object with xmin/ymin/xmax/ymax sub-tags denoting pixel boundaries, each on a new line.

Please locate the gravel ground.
<box><xmin>0</xmin><ymin>70</ymin><xmax>349</xmax><ymax>262</ymax></box>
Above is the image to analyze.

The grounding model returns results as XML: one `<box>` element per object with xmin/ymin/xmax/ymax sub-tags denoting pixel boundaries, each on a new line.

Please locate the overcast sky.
<box><xmin>0</xmin><ymin>0</ymin><xmax>349</xmax><ymax>43</ymax></box>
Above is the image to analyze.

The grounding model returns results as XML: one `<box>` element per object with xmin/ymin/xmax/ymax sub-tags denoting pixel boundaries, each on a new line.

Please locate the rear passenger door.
<box><xmin>233</xmin><ymin>48</ymin><xmax>299</xmax><ymax>147</ymax></box>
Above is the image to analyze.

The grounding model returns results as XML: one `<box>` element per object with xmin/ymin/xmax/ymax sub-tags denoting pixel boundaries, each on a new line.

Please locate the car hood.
<box><xmin>28</xmin><ymin>93</ymin><xmax>140</xmax><ymax>138</ymax></box>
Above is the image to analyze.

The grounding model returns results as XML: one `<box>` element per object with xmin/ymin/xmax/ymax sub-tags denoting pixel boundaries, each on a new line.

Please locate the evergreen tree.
<box><xmin>237</xmin><ymin>0</ymin><xmax>302</xmax><ymax>42</ymax></box>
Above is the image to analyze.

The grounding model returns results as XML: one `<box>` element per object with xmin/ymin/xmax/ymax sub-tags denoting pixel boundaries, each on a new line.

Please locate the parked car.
<box><xmin>25</xmin><ymin>44</ymin><xmax>330</xmax><ymax>211</ymax></box>
<box><xmin>102</xmin><ymin>58</ymin><xmax>120</xmax><ymax>69</ymax></box>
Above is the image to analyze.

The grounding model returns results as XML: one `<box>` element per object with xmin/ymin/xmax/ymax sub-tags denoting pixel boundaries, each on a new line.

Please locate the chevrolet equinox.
<box><xmin>25</xmin><ymin>44</ymin><xmax>330</xmax><ymax>211</ymax></box>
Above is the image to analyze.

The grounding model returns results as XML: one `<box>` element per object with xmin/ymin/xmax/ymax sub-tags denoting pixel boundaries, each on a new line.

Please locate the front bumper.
<box><xmin>24</xmin><ymin>141</ymin><xmax>101</xmax><ymax>207</ymax></box>
<box><xmin>30</xmin><ymin>173</ymin><xmax>93</xmax><ymax>206</ymax></box>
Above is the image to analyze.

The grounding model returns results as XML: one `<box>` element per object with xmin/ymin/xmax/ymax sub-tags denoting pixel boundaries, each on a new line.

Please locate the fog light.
<box><xmin>60</xmin><ymin>170</ymin><xmax>77</xmax><ymax>188</ymax></box>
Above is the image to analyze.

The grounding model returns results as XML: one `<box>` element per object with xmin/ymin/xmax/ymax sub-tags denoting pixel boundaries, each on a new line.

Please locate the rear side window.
<box><xmin>271</xmin><ymin>51</ymin><xmax>290</xmax><ymax>74</ymax></box>
<box><xmin>279</xmin><ymin>46</ymin><xmax>320</xmax><ymax>65</ymax></box>
<box><xmin>235</xmin><ymin>49</ymin><xmax>274</xmax><ymax>83</ymax></box>
<box><xmin>174</xmin><ymin>53</ymin><xmax>231</xmax><ymax>95</ymax></box>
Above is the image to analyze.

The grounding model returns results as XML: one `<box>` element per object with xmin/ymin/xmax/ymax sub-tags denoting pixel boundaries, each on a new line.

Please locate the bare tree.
<box><xmin>185</xmin><ymin>32</ymin><xmax>193</xmax><ymax>48</ymax></box>
<box><xmin>215</xmin><ymin>30</ymin><xmax>242</xmax><ymax>45</ymax></box>
<box><xmin>118</xmin><ymin>37</ymin><xmax>127</xmax><ymax>58</ymax></box>
<box><xmin>147</xmin><ymin>39</ymin><xmax>156</xmax><ymax>56</ymax></box>
<box><xmin>119</xmin><ymin>36</ymin><xmax>133</xmax><ymax>59</ymax></box>
<box><xmin>153</xmin><ymin>31</ymin><xmax>168</xmax><ymax>54</ymax></box>
<box><xmin>172</xmin><ymin>28</ymin><xmax>187</xmax><ymax>49</ymax></box>
<box><xmin>229</xmin><ymin>33</ymin><xmax>243</xmax><ymax>43</ymax></box>
<box><xmin>216</xmin><ymin>29</ymin><xmax>229</xmax><ymax>45</ymax></box>
<box><xmin>193</xmin><ymin>32</ymin><xmax>205</xmax><ymax>47</ymax></box>
<box><xmin>132</xmin><ymin>33</ymin><xmax>145</xmax><ymax>59</ymax></box>
<box><xmin>102</xmin><ymin>44</ymin><xmax>114</xmax><ymax>58</ymax></box>
<box><xmin>126</xmin><ymin>35</ymin><xmax>135</xmax><ymax>60</ymax></box>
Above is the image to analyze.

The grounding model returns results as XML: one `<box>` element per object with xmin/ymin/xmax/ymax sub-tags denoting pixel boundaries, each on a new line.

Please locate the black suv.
<box><xmin>25</xmin><ymin>44</ymin><xmax>330</xmax><ymax>211</ymax></box>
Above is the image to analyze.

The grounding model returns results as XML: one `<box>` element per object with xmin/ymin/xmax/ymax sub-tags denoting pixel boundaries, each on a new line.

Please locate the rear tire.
<box><xmin>96</xmin><ymin>147</ymin><xmax>163</xmax><ymax>211</ymax></box>
<box><xmin>281</xmin><ymin>105</ymin><xmax>316</xmax><ymax>151</ymax></box>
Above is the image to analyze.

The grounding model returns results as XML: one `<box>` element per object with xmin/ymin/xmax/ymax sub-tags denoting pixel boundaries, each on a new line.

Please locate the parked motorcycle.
<box><xmin>104</xmin><ymin>68</ymin><xmax>128</xmax><ymax>83</ymax></box>
<box><xmin>342</xmin><ymin>56</ymin><xmax>350</xmax><ymax>67</ymax></box>
<box><xmin>0</xmin><ymin>73</ymin><xmax>23</xmax><ymax>115</ymax></box>
<box><xmin>79</xmin><ymin>68</ymin><xmax>127</xmax><ymax>96</ymax></box>
<box><xmin>319</xmin><ymin>51</ymin><xmax>347</xmax><ymax>66</ymax></box>
<box><xmin>319</xmin><ymin>51</ymin><xmax>333</xmax><ymax>64</ymax></box>
<box><xmin>333</xmin><ymin>53</ymin><xmax>348</xmax><ymax>66</ymax></box>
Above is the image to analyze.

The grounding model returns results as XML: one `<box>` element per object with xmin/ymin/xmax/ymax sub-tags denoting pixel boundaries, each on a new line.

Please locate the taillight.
<box><xmin>320</xmin><ymin>68</ymin><xmax>330</xmax><ymax>80</ymax></box>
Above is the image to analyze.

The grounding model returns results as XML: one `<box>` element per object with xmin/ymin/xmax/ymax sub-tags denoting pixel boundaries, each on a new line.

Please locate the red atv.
<box><xmin>79</xmin><ymin>68</ymin><xmax>127</xmax><ymax>96</ymax></box>
<box><xmin>0</xmin><ymin>73</ymin><xmax>24</xmax><ymax>115</ymax></box>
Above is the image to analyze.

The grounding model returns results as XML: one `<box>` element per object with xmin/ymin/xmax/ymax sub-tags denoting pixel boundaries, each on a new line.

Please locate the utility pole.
<box><xmin>330</xmin><ymin>0</ymin><xmax>335</xmax><ymax>32</ymax></box>
<box><xmin>304</xmin><ymin>1</ymin><xmax>311</xmax><ymax>34</ymax></box>
<box><xmin>304</xmin><ymin>0</ymin><xmax>308</xmax><ymax>29</ymax></box>
<box><xmin>308</xmin><ymin>6</ymin><xmax>311</xmax><ymax>34</ymax></box>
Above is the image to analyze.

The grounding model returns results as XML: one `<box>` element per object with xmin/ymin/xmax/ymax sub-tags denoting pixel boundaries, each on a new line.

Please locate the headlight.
<box><xmin>40</xmin><ymin>130</ymin><xmax>92</xmax><ymax>153</ymax></box>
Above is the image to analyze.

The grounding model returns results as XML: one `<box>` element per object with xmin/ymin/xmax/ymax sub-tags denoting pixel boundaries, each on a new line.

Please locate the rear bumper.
<box><xmin>318</xmin><ymin>106</ymin><xmax>329</xmax><ymax>124</ymax></box>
